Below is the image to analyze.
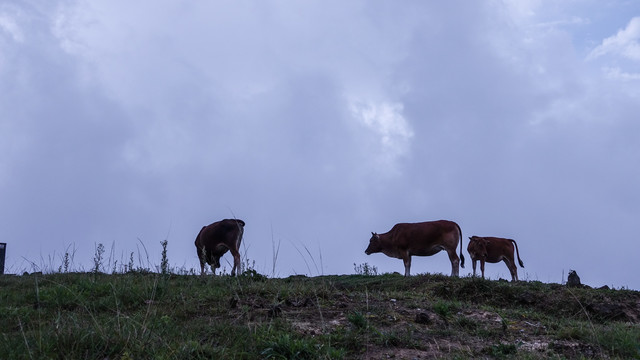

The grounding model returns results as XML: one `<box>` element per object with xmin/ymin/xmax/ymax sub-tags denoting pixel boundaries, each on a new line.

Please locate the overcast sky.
<box><xmin>2</xmin><ymin>1</ymin><xmax>639</xmax><ymax>289</ymax></box>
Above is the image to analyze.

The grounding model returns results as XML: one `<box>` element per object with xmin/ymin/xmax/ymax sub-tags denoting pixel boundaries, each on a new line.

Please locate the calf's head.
<box><xmin>365</xmin><ymin>232</ymin><xmax>381</xmax><ymax>255</ymax></box>
<box><xmin>468</xmin><ymin>236</ymin><xmax>489</xmax><ymax>259</ymax></box>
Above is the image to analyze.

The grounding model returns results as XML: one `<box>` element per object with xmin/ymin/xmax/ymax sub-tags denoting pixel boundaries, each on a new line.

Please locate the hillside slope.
<box><xmin>1</xmin><ymin>272</ymin><xmax>639</xmax><ymax>359</ymax></box>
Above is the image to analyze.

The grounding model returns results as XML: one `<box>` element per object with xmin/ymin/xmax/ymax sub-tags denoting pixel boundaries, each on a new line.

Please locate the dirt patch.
<box><xmin>362</xmin><ymin>340</ymin><xmax>469</xmax><ymax>360</ymax></box>
<box><xmin>291</xmin><ymin>316</ymin><xmax>348</xmax><ymax>335</ymax></box>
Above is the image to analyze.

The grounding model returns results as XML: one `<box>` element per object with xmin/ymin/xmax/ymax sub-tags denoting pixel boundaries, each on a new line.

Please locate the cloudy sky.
<box><xmin>2</xmin><ymin>1</ymin><xmax>639</xmax><ymax>289</ymax></box>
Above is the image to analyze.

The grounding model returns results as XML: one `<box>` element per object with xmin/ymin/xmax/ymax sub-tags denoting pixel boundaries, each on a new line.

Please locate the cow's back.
<box><xmin>195</xmin><ymin>219</ymin><xmax>244</xmax><ymax>252</ymax></box>
<box><xmin>483</xmin><ymin>237</ymin><xmax>515</xmax><ymax>260</ymax></box>
<box><xmin>389</xmin><ymin>220</ymin><xmax>460</xmax><ymax>253</ymax></box>
<box><xmin>194</xmin><ymin>226</ymin><xmax>207</xmax><ymax>247</ymax></box>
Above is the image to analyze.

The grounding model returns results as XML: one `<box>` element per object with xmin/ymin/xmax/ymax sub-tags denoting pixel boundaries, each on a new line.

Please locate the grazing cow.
<box><xmin>365</xmin><ymin>220</ymin><xmax>465</xmax><ymax>277</ymax></box>
<box><xmin>467</xmin><ymin>236</ymin><xmax>524</xmax><ymax>281</ymax></box>
<box><xmin>195</xmin><ymin>219</ymin><xmax>245</xmax><ymax>276</ymax></box>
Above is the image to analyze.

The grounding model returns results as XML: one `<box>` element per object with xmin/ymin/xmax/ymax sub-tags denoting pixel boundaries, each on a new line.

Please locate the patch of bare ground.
<box><xmin>246</xmin><ymin>279</ymin><xmax>639</xmax><ymax>358</ymax></box>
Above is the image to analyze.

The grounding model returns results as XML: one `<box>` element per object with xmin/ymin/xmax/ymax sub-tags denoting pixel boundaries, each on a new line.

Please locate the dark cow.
<box><xmin>365</xmin><ymin>220</ymin><xmax>465</xmax><ymax>277</ymax></box>
<box><xmin>195</xmin><ymin>219</ymin><xmax>245</xmax><ymax>276</ymax></box>
<box><xmin>467</xmin><ymin>236</ymin><xmax>524</xmax><ymax>281</ymax></box>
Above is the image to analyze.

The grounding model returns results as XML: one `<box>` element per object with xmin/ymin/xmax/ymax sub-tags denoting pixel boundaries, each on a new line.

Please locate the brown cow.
<box><xmin>195</xmin><ymin>219</ymin><xmax>245</xmax><ymax>276</ymax></box>
<box><xmin>467</xmin><ymin>236</ymin><xmax>524</xmax><ymax>281</ymax></box>
<box><xmin>365</xmin><ymin>220</ymin><xmax>465</xmax><ymax>277</ymax></box>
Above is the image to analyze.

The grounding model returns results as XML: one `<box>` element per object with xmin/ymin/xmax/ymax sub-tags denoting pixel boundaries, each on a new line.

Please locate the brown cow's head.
<box><xmin>468</xmin><ymin>236</ymin><xmax>489</xmax><ymax>259</ymax></box>
<box><xmin>200</xmin><ymin>249</ymin><xmax>222</xmax><ymax>269</ymax></box>
<box><xmin>365</xmin><ymin>232</ymin><xmax>381</xmax><ymax>255</ymax></box>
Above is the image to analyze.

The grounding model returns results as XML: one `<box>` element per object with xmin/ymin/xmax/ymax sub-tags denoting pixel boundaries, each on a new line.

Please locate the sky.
<box><xmin>1</xmin><ymin>1</ymin><xmax>639</xmax><ymax>289</ymax></box>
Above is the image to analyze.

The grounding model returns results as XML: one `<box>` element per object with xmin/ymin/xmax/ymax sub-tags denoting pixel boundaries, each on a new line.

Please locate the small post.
<box><xmin>0</xmin><ymin>243</ymin><xmax>6</xmax><ymax>275</ymax></box>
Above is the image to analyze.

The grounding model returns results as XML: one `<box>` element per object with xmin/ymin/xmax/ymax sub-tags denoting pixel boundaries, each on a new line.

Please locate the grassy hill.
<box><xmin>1</xmin><ymin>268</ymin><xmax>639</xmax><ymax>359</ymax></box>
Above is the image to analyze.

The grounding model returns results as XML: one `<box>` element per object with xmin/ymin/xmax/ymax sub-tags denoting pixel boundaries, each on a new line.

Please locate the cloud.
<box><xmin>2</xmin><ymin>1</ymin><xmax>640</xmax><ymax>289</ymax></box>
<box><xmin>0</xmin><ymin>12</ymin><xmax>24</xmax><ymax>43</ymax></box>
<box><xmin>588</xmin><ymin>16</ymin><xmax>640</xmax><ymax>61</ymax></box>
<box><xmin>603</xmin><ymin>66</ymin><xmax>640</xmax><ymax>80</ymax></box>
<box><xmin>350</xmin><ymin>101</ymin><xmax>414</xmax><ymax>172</ymax></box>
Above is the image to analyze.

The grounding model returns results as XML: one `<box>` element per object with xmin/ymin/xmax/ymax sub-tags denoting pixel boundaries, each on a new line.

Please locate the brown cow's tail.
<box><xmin>456</xmin><ymin>222</ymin><xmax>465</xmax><ymax>268</ymax></box>
<box><xmin>510</xmin><ymin>239</ymin><xmax>524</xmax><ymax>268</ymax></box>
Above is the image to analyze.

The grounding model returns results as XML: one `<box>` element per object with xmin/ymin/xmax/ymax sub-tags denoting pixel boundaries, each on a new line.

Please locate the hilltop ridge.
<box><xmin>1</xmin><ymin>271</ymin><xmax>639</xmax><ymax>359</ymax></box>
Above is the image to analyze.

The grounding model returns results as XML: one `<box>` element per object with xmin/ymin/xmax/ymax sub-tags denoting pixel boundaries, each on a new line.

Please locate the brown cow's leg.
<box><xmin>472</xmin><ymin>259</ymin><xmax>477</xmax><ymax>277</ymax></box>
<box><xmin>505</xmin><ymin>258</ymin><xmax>518</xmax><ymax>281</ymax></box>
<box><xmin>403</xmin><ymin>255</ymin><xmax>411</xmax><ymax>277</ymax></box>
<box><xmin>230</xmin><ymin>248</ymin><xmax>241</xmax><ymax>277</ymax></box>
<box><xmin>197</xmin><ymin>247</ymin><xmax>205</xmax><ymax>276</ymax></box>
<box><xmin>446</xmin><ymin>249</ymin><xmax>460</xmax><ymax>277</ymax></box>
<box><xmin>480</xmin><ymin>260</ymin><xmax>485</xmax><ymax>279</ymax></box>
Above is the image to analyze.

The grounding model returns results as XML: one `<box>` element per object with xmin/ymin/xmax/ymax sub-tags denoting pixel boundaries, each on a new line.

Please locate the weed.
<box><xmin>240</xmin><ymin>257</ymin><xmax>257</xmax><ymax>275</ymax></box>
<box><xmin>136</xmin><ymin>238</ymin><xmax>150</xmax><ymax>270</ymax></box>
<box><xmin>453</xmin><ymin>316</ymin><xmax>479</xmax><ymax>332</ymax></box>
<box><xmin>327</xmin><ymin>327</ymin><xmax>364</xmax><ymax>354</ymax></box>
<box><xmin>241</xmin><ymin>268</ymin><xmax>268</xmax><ymax>281</ymax></box>
<box><xmin>486</xmin><ymin>343</ymin><xmax>518</xmax><ymax>358</ymax></box>
<box><xmin>433</xmin><ymin>300</ymin><xmax>459</xmax><ymax>319</ymax></box>
<box><xmin>271</xmin><ymin>229</ymin><xmax>281</xmax><ymax>278</ymax></box>
<box><xmin>347</xmin><ymin>311</ymin><xmax>367</xmax><ymax>330</ymax></box>
<box><xmin>375</xmin><ymin>327</ymin><xmax>415</xmax><ymax>348</ymax></box>
<box><xmin>594</xmin><ymin>323</ymin><xmax>640</xmax><ymax>358</ymax></box>
<box><xmin>160</xmin><ymin>239</ymin><xmax>169</xmax><ymax>275</ymax></box>
<box><xmin>354</xmin><ymin>262</ymin><xmax>378</xmax><ymax>276</ymax></box>
<box><xmin>260</xmin><ymin>334</ymin><xmax>319</xmax><ymax>359</ymax></box>
<box><xmin>92</xmin><ymin>243</ymin><xmax>105</xmax><ymax>274</ymax></box>
<box><xmin>123</xmin><ymin>252</ymin><xmax>134</xmax><ymax>273</ymax></box>
<box><xmin>290</xmin><ymin>242</ymin><xmax>323</xmax><ymax>276</ymax></box>
<box><xmin>57</xmin><ymin>244</ymin><xmax>75</xmax><ymax>273</ymax></box>
<box><xmin>58</xmin><ymin>252</ymin><xmax>70</xmax><ymax>273</ymax></box>
<box><xmin>555</xmin><ymin>322</ymin><xmax>591</xmax><ymax>341</ymax></box>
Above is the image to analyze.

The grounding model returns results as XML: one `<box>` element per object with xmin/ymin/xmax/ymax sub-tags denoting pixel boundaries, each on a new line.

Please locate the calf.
<box><xmin>195</xmin><ymin>219</ymin><xmax>245</xmax><ymax>276</ymax></box>
<box><xmin>365</xmin><ymin>220</ymin><xmax>465</xmax><ymax>277</ymax></box>
<box><xmin>467</xmin><ymin>236</ymin><xmax>524</xmax><ymax>281</ymax></box>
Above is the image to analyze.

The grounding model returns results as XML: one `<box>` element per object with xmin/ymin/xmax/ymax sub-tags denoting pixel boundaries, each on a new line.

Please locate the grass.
<box><xmin>3</xmin><ymin>272</ymin><xmax>638</xmax><ymax>359</ymax></box>
<box><xmin>1</xmin><ymin>249</ymin><xmax>639</xmax><ymax>359</ymax></box>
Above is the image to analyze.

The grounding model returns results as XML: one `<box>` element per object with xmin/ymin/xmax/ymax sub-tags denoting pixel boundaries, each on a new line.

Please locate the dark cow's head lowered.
<box><xmin>365</xmin><ymin>220</ymin><xmax>465</xmax><ymax>277</ymax></box>
<box><xmin>195</xmin><ymin>219</ymin><xmax>245</xmax><ymax>276</ymax></box>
